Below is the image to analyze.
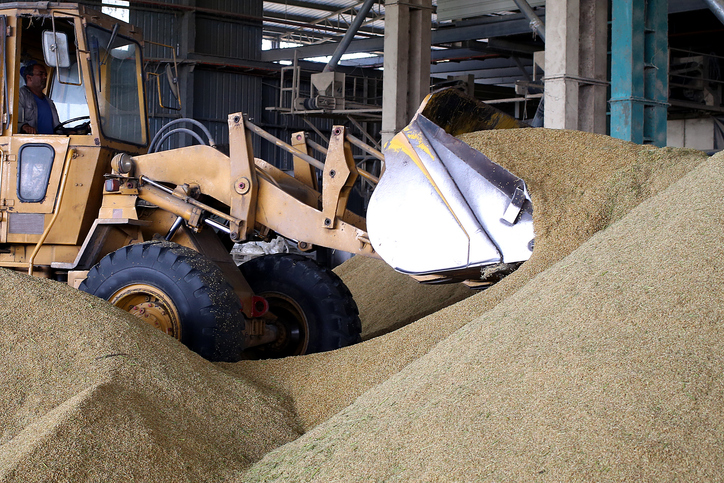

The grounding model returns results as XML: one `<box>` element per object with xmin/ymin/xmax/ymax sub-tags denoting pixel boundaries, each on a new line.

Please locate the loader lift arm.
<box><xmin>104</xmin><ymin>113</ymin><xmax>379</xmax><ymax>261</ymax></box>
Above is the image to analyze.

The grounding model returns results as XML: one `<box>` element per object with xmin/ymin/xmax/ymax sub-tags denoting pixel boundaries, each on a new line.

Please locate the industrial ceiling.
<box><xmin>261</xmin><ymin>0</ymin><xmax>723</xmax><ymax>97</ymax></box>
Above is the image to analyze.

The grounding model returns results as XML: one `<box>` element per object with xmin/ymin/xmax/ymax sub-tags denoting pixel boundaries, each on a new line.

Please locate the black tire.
<box><xmin>240</xmin><ymin>253</ymin><xmax>361</xmax><ymax>358</ymax></box>
<box><xmin>79</xmin><ymin>241</ymin><xmax>245</xmax><ymax>362</ymax></box>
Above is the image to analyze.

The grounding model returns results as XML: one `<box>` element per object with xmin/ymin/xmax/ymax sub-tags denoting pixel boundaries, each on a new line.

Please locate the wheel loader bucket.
<box><xmin>419</xmin><ymin>85</ymin><xmax>529</xmax><ymax>135</ymax></box>
<box><xmin>366</xmin><ymin>88</ymin><xmax>534</xmax><ymax>284</ymax></box>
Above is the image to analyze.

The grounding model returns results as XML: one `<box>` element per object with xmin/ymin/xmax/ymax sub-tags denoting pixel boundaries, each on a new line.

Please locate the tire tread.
<box><xmin>80</xmin><ymin>241</ymin><xmax>244</xmax><ymax>361</ymax></box>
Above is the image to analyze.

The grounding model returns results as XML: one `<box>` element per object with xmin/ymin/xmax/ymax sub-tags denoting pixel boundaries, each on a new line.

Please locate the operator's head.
<box><xmin>21</xmin><ymin>60</ymin><xmax>48</xmax><ymax>89</ymax></box>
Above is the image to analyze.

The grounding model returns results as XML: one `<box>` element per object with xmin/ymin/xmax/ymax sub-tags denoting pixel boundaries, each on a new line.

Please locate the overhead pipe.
<box><xmin>323</xmin><ymin>0</ymin><xmax>377</xmax><ymax>72</ymax></box>
<box><xmin>703</xmin><ymin>0</ymin><xmax>724</xmax><ymax>25</ymax></box>
<box><xmin>511</xmin><ymin>0</ymin><xmax>546</xmax><ymax>42</ymax></box>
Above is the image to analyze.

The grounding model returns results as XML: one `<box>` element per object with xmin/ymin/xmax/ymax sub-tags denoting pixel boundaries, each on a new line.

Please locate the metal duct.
<box><xmin>511</xmin><ymin>0</ymin><xmax>546</xmax><ymax>42</ymax></box>
<box><xmin>323</xmin><ymin>0</ymin><xmax>377</xmax><ymax>72</ymax></box>
<box><xmin>703</xmin><ymin>0</ymin><xmax>724</xmax><ymax>25</ymax></box>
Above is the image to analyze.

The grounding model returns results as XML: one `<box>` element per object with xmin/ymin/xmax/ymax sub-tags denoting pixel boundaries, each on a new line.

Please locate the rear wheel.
<box><xmin>240</xmin><ymin>253</ymin><xmax>361</xmax><ymax>358</ymax></box>
<box><xmin>79</xmin><ymin>241</ymin><xmax>245</xmax><ymax>362</ymax></box>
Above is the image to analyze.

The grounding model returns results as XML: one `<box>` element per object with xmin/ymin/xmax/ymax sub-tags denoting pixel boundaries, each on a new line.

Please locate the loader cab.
<box><xmin>0</xmin><ymin>5</ymin><xmax>148</xmax><ymax>267</ymax></box>
<box><xmin>14</xmin><ymin>14</ymin><xmax>90</xmax><ymax>136</ymax></box>
<box><xmin>6</xmin><ymin>11</ymin><xmax>148</xmax><ymax>143</ymax></box>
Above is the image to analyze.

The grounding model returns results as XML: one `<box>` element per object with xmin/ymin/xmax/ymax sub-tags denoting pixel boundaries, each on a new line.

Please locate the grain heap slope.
<box><xmin>0</xmin><ymin>129</ymin><xmax>715</xmax><ymax>482</ymax></box>
<box><xmin>332</xmin><ymin>255</ymin><xmax>473</xmax><ymax>340</ymax></box>
<box><xmin>242</xmin><ymin>150</ymin><xmax>724</xmax><ymax>481</ymax></box>
<box><xmin>0</xmin><ymin>274</ymin><xmax>301</xmax><ymax>482</ymax></box>
<box><xmin>227</xmin><ymin>129</ymin><xmax>709</xmax><ymax>431</ymax></box>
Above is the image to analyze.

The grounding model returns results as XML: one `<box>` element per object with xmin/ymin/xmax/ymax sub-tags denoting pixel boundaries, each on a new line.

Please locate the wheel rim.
<box><xmin>109</xmin><ymin>284</ymin><xmax>182</xmax><ymax>339</ymax></box>
<box><xmin>262</xmin><ymin>291</ymin><xmax>308</xmax><ymax>357</ymax></box>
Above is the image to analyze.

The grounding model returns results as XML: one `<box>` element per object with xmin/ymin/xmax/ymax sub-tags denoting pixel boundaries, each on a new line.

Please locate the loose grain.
<box><xmin>228</xmin><ymin>129</ymin><xmax>709</xmax><ymax>432</ymax></box>
<box><xmin>0</xmin><ymin>272</ymin><xmax>301</xmax><ymax>482</ymax></box>
<box><xmin>242</xmin><ymin>141</ymin><xmax>724</xmax><ymax>481</ymax></box>
<box><xmin>0</xmin><ymin>128</ymin><xmax>717</xmax><ymax>482</ymax></box>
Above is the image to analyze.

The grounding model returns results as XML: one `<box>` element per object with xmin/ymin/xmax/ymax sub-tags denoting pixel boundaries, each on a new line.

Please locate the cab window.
<box><xmin>50</xmin><ymin>61</ymin><xmax>90</xmax><ymax>123</ymax></box>
<box><xmin>86</xmin><ymin>24</ymin><xmax>147</xmax><ymax>145</ymax></box>
<box><xmin>17</xmin><ymin>144</ymin><xmax>54</xmax><ymax>202</ymax></box>
<box><xmin>17</xmin><ymin>16</ymin><xmax>89</xmax><ymax>134</ymax></box>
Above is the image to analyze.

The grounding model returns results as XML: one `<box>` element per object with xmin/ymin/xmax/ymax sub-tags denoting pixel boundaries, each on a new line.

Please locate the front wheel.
<box><xmin>79</xmin><ymin>241</ymin><xmax>245</xmax><ymax>362</ymax></box>
<box><xmin>240</xmin><ymin>254</ymin><xmax>361</xmax><ymax>358</ymax></box>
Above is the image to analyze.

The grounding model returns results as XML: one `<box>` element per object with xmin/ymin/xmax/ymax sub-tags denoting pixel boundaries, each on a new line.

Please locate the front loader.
<box><xmin>0</xmin><ymin>3</ymin><xmax>534</xmax><ymax>362</ymax></box>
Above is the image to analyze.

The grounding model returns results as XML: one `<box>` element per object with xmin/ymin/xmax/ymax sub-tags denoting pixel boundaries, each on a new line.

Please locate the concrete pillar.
<box><xmin>381</xmin><ymin>0</ymin><xmax>432</xmax><ymax>147</ymax></box>
<box><xmin>544</xmin><ymin>0</ymin><xmax>607</xmax><ymax>133</ymax></box>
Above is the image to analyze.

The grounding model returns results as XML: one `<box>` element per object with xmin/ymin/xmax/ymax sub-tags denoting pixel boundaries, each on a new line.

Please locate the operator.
<box><xmin>18</xmin><ymin>60</ymin><xmax>59</xmax><ymax>134</ymax></box>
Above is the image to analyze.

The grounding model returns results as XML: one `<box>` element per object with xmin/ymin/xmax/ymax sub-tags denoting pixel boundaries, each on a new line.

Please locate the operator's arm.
<box><xmin>49</xmin><ymin>98</ymin><xmax>60</xmax><ymax>130</ymax></box>
<box><xmin>17</xmin><ymin>87</ymin><xmax>37</xmax><ymax>134</ymax></box>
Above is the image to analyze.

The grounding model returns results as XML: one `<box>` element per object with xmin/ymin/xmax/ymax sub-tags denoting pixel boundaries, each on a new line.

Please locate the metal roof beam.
<box><xmin>668</xmin><ymin>0</ymin><xmax>707</xmax><ymax>12</ymax></box>
<box><xmin>431</xmin><ymin>72</ymin><xmax>532</xmax><ymax>86</ymax></box>
<box><xmin>263</xmin><ymin>0</ymin><xmax>385</xmax><ymax>45</ymax></box>
<box><xmin>431</xmin><ymin>58</ymin><xmax>531</xmax><ymax>74</ymax></box>
<box><xmin>328</xmin><ymin>45</ymin><xmax>509</xmax><ymax>68</ymax></box>
<box><xmin>263</xmin><ymin>35</ymin><xmax>384</xmax><ymax>60</ymax></box>
<box><xmin>263</xmin><ymin>25</ymin><xmax>339</xmax><ymax>45</ymax></box>
<box><xmin>263</xmin><ymin>0</ymin><xmax>341</xmax><ymax>13</ymax></box>
<box><xmin>264</xmin><ymin>11</ymin><xmax>384</xmax><ymax>35</ymax></box>
<box><xmin>264</xmin><ymin>0</ymin><xmax>385</xmax><ymax>20</ymax></box>
<box><xmin>262</xmin><ymin>13</ymin><xmax>541</xmax><ymax>61</ymax></box>
<box><xmin>432</xmin><ymin>13</ymin><xmax>544</xmax><ymax>43</ymax></box>
<box><xmin>265</xmin><ymin>11</ymin><xmax>335</xmax><ymax>24</ymax></box>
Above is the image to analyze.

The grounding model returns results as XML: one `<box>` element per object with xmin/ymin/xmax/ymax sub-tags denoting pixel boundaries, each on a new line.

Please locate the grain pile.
<box><xmin>0</xmin><ymin>128</ymin><xmax>718</xmax><ymax>482</ymax></box>
<box><xmin>227</xmin><ymin>129</ymin><xmax>709</xmax><ymax>431</ymax></box>
<box><xmin>241</xmin><ymin>147</ymin><xmax>724</xmax><ymax>481</ymax></box>
<box><xmin>332</xmin><ymin>256</ymin><xmax>473</xmax><ymax>340</ymax></box>
<box><xmin>0</xmin><ymin>272</ymin><xmax>301</xmax><ymax>482</ymax></box>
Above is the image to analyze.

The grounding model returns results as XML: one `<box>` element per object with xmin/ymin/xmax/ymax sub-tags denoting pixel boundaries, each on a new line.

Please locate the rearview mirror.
<box><xmin>42</xmin><ymin>30</ymin><xmax>71</xmax><ymax>68</ymax></box>
<box><xmin>144</xmin><ymin>40</ymin><xmax>182</xmax><ymax>111</ymax></box>
<box><xmin>166</xmin><ymin>63</ymin><xmax>179</xmax><ymax>100</ymax></box>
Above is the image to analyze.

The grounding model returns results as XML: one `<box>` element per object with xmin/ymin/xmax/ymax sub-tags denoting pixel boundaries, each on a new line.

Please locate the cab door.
<box><xmin>0</xmin><ymin>130</ymin><xmax>70</xmax><ymax>243</ymax></box>
<box><xmin>0</xmin><ymin>15</ymin><xmax>6</xmax><ymax>135</ymax></box>
<box><xmin>0</xmin><ymin>13</ymin><xmax>82</xmax><ymax>246</ymax></box>
<box><xmin>0</xmin><ymin>136</ymin><xmax>70</xmax><ymax>244</ymax></box>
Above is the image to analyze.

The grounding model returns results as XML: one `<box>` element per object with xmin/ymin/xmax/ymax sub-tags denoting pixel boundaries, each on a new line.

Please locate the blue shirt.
<box><xmin>32</xmin><ymin>93</ymin><xmax>54</xmax><ymax>134</ymax></box>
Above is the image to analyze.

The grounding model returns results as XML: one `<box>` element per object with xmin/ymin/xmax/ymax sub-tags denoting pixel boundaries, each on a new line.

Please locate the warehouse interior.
<box><xmin>0</xmin><ymin>0</ymin><xmax>717</xmax><ymax>223</ymax></box>
<box><xmin>0</xmin><ymin>1</ymin><xmax>717</xmax><ymax>283</ymax></box>
<box><xmin>48</xmin><ymin>0</ymin><xmax>715</xmax><ymax>215</ymax></box>
<box><xmin>89</xmin><ymin>0</ymin><xmax>724</xmax><ymax>154</ymax></box>
<box><xmin>3</xmin><ymin>2</ymin><xmax>724</xmax><ymax>479</ymax></box>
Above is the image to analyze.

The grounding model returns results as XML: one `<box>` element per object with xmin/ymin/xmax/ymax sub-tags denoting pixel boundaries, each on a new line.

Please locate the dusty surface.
<box><xmin>0</xmin><ymin>274</ymin><xmax>300</xmax><ymax>482</ymax></box>
<box><xmin>242</xmin><ymin>147</ymin><xmax>724</xmax><ymax>481</ymax></box>
<box><xmin>227</xmin><ymin>129</ymin><xmax>709</xmax><ymax>431</ymax></box>
<box><xmin>0</xmin><ymin>129</ymin><xmax>719</xmax><ymax>482</ymax></box>
<box><xmin>332</xmin><ymin>255</ymin><xmax>473</xmax><ymax>340</ymax></box>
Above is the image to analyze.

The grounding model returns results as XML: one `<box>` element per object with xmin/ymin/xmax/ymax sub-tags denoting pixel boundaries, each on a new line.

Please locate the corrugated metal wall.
<box><xmin>132</xmin><ymin>5</ymin><xmax>179</xmax><ymax>147</ymax></box>
<box><xmin>130</xmin><ymin>9</ymin><xmax>177</xmax><ymax>59</ymax></box>
<box><xmin>126</xmin><ymin>1</ymin><xmax>266</xmax><ymax>154</ymax></box>
<box><xmin>201</xmin><ymin>0</ymin><xmax>262</xmax><ymax>16</ymax></box>
<box><xmin>193</xmin><ymin>69</ymin><xmax>263</xmax><ymax>151</ymax></box>
<box><xmin>195</xmin><ymin>17</ymin><xmax>262</xmax><ymax>60</ymax></box>
<box><xmin>194</xmin><ymin>0</ymin><xmax>262</xmax><ymax>61</ymax></box>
